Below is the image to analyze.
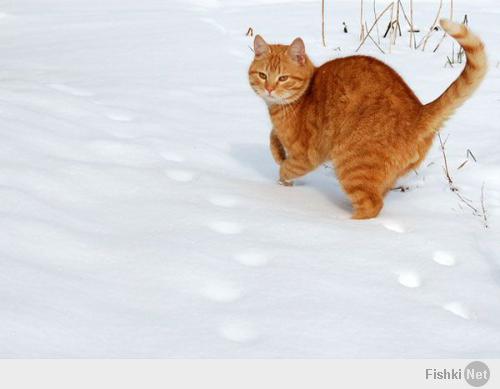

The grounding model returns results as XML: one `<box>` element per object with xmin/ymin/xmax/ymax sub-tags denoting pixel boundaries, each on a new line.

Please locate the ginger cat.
<box><xmin>248</xmin><ymin>19</ymin><xmax>486</xmax><ymax>219</ymax></box>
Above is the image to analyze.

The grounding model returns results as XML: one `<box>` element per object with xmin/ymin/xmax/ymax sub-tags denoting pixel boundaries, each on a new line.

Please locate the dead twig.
<box><xmin>382</xmin><ymin>1</ymin><xmax>401</xmax><ymax>53</ymax></box>
<box><xmin>395</xmin><ymin>0</ymin><xmax>416</xmax><ymax>48</ymax></box>
<box><xmin>322</xmin><ymin>0</ymin><xmax>326</xmax><ymax>47</ymax></box>
<box><xmin>481</xmin><ymin>183</ymin><xmax>488</xmax><ymax>228</ymax></box>
<box><xmin>433</xmin><ymin>32</ymin><xmax>447</xmax><ymax>53</ymax></box>
<box><xmin>365</xmin><ymin>21</ymin><xmax>386</xmax><ymax>53</ymax></box>
<box><xmin>391</xmin><ymin>185</ymin><xmax>410</xmax><ymax>192</ymax></box>
<box><xmin>438</xmin><ymin>133</ymin><xmax>455</xmax><ymax>189</ymax></box>
<box><xmin>432</xmin><ymin>0</ymin><xmax>453</xmax><ymax>53</ymax></box>
<box><xmin>467</xmin><ymin>149</ymin><xmax>477</xmax><ymax>162</ymax></box>
<box><xmin>360</xmin><ymin>0</ymin><xmax>366</xmax><ymax>42</ymax></box>
<box><xmin>445</xmin><ymin>56</ymin><xmax>454</xmax><ymax>68</ymax></box>
<box><xmin>416</xmin><ymin>0</ymin><xmax>443</xmax><ymax>51</ymax></box>
<box><xmin>356</xmin><ymin>2</ymin><xmax>394</xmax><ymax>52</ymax></box>
<box><xmin>438</xmin><ymin>133</ymin><xmax>484</xmax><ymax>219</ymax></box>
<box><xmin>382</xmin><ymin>3</ymin><xmax>394</xmax><ymax>38</ymax></box>
<box><xmin>386</xmin><ymin>1</ymin><xmax>396</xmax><ymax>52</ymax></box>
<box><xmin>392</xmin><ymin>0</ymin><xmax>402</xmax><ymax>45</ymax></box>
<box><xmin>373</xmin><ymin>0</ymin><xmax>380</xmax><ymax>44</ymax></box>
<box><xmin>409</xmin><ymin>0</ymin><xmax>415</xmax><ymax>48</ymax></box>
<box><xmin>457</xmin><ymin>148</ymin><xmax>477</xmax><ymax>170</ymax></box>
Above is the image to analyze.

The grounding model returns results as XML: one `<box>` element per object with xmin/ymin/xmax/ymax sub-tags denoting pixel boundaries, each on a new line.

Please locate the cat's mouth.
<box><xmin>261</xmin><ymin>93</ymin><xmax>288</xmax><ymax>105</ymax></box>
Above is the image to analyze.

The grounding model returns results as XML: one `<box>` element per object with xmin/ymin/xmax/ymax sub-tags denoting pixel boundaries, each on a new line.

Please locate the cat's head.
<box><xmin>248</xmin><ymin>35</ymin><xmax>314</xmax><ymax>105</ymax></box>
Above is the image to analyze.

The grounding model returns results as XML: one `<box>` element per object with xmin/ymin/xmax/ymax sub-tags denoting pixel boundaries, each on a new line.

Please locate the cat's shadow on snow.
<box><xmin>230</xmin><ymin>143</ymin><xmax>351</xmax><ymax>213</ymax></box>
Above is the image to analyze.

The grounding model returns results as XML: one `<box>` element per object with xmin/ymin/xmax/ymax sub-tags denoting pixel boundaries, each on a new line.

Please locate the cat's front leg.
<box><xmin>270</xmin><ymin>128</ymin><xmax>286</xmax><ymax>165</ymax></box>
<box><xmin>279</xmin><ymin>156</ymin><xmax>315</xmax><ymax>186</ymax></box>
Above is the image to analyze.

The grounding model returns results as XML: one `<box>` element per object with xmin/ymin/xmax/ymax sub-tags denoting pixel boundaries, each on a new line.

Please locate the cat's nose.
<box><xmin>265</xmin><ymin>85</ymin><xmax>275</xmax><ymax>94</ymax></box>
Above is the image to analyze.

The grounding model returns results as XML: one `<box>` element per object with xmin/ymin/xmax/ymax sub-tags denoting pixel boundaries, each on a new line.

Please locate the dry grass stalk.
<box><xmin>438</xmin><ymin>133</ymin><xmax>487</xmax><ymax>221</ymax></box>
<box><xmin>457</xmin><ymin>149</ymin><xmax>476</xmax><ymax>170</ymax></box>
<box><xmin>386</xmin><ymin>1</ymin><xmax>395</xmax><ymax>52</ymax></box>
<box><xmin>391</xmin><ymin>185</ymin><xmax>410</xmax><ymax>192</ymax></box>
<box><xmin>417</xmin><ymin>0</ymin><xmax>443</xmax><ymax>51</ymax></box>
<box><xmin>381</xmin><ymin>1</ymin><xmax>402</xmax><ymax>53</ymax></box>
<box><xmin>481</xmin><ymin>183</ymin><xmax>488</xmax><ymax>228</ymax></box>
<box><xmin>409</xmin><ymin>0</ymin><xmax>415</xmax><ymax>48</ymax></box>
<box><xmin>433</xmin><ymin>33</ymin><xmax>447</xmax><ymax>53</ymax></box>
<box><xmin>433</xmin><ymin>0</ymin><xmax>454</xmax><ymax>53</ymax></box>
<box><xmin>365</xmin><ymin>21</ymin><xmax>386</xmax><ymax>53</ymax></box>
<box><xmin>467</xmin><ymin>149</ymin><xmax>477</xmax><ymax>162</ymax></box>
<box><xmin>322</xmin><ymin>0</ymin><xmax>326</xmax><ymax>47</ymax></box>
<box><xmin>445</xmin><ymin>56</ymin><xmax>454</xmax><ymax>68</ymax></box>
<box><xmin>438</xmin><ymin>133</ymin><xmax>455</xmax><ymax>188</ymax></box>
<box><xmin>360</xmin><ymin>0</ymin><xmax>365</xmax><ymax>41</ymax></box>
<box><xmin>394</xmin><ymin>0</ymin><xmax>417</xmax><ymax>48</ymax></box>
<box><xmin>373</xmin><ymin>0</ymin><xmax>381</xmax><ymax>44</ymax></box>
<box><xmin>357</xmin><ymin>2</ymin><xmax>394</xmax><ymax>52</ymax></box>
<box><xmin>391</xmin><ymin>1</ymin><xmax>402</xmax><ymax>46</ymax></box>
<box><xmin>438</xmin><ymin>13</ymin><xmax>467</xmax><ymax>63</ymax></box>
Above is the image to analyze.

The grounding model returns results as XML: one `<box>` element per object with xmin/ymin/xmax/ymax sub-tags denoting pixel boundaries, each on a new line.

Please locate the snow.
<box><xmin>0</xmin><ymin>0</ymin><xmax>499</xmax><ymax>357</ymax></box>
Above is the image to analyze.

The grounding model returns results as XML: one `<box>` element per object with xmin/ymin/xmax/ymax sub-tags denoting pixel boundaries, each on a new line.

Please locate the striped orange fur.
<box><xmin>248</xmin><ymin>19</ymin><xmax>487</xmax><ymax>219</ymax></box>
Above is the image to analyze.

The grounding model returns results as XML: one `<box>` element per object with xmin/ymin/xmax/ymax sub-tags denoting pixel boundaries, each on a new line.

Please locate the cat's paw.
<box><xmin>278</xmin><ymin>179</ymin><xmax>293</xmax><ymax>187</ymax></box>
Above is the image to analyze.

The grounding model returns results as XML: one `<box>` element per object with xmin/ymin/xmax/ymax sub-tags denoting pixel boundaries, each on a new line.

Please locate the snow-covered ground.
<box><xmin>0</xmin><ymin>0</ymin><xmax>499</xmax><ymax>357</ymax></box>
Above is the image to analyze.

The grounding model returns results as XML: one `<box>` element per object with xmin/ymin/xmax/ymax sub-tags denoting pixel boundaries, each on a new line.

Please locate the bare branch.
<box><xmin>365</xmin><ymin>21</ymin><xmax>386</xmax><ymax>53</ymax></box>
<box><xmin>360</xmin><ymin>0</ymin><xmax>365</xmax><ymax>41</ymax></box>
<box><xmin>373</xmin><ymin>0</ymin><xmax>380</xmax><ymax>44</ymax></box>
<box><xmin>416</xmin><ymin>0</ymin><xmax>443</xmax><ymax>51</ymax></box>
<box><xmin>322</xmin><ymin>0</ymin><xmax>326</xmax><ymax>47</ymax></box>
<box><xmin>438</xmin><ymin>133</ymin><xmax>483</xmax><ymax>217</ymax></box>
<box><xmin>481</xmin><ymin>183</ymin><xmax>488</xmax><ymax>228</ymax></box>
<box><xmin>433</xmin><ymin>0</ymin><xmax>454</xmax><ymax>52</ymax></box>
<box><xmin>356</xmin><ymin>2</ymin><xmax>394</xmax><ymax>52</ymax></box>
<box><xmin>467</xmin><ymin>149</ymin><xmax>477</xmax><ymax>162</ymax></box>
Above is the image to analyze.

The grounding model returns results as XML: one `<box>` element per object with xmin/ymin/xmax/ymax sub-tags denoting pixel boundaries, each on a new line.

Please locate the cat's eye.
<box><xmin>258</xmin><ymin>72</ymin><xmax>267</xmax><ymax>80</ymax></box>
<box><xmin>278</xmin><ymin>75</ymin><xmax>289</xmax><ymax>82</ymax></box>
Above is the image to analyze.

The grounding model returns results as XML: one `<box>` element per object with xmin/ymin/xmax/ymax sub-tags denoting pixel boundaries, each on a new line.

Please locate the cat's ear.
<box><xmin>288</xmin><ymin>37</ymin><xmax>306</xmax><ymax>65</ymax></box>
<box><xmin>254</xmin><ymin>35</ymin><xmax>269</xmax><ymax>58</ymax></box>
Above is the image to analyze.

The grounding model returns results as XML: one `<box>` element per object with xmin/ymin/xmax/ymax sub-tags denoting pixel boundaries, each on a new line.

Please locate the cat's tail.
<box><xmin>421</xmin><ymin>19</ymin><xmax>487</xmax><ymax>133</ymax></box>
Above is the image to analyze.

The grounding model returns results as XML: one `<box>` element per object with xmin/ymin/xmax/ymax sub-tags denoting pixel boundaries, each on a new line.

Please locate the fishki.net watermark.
<box><xmin>426</xmin><ymin>361</ymin><xmax>490</xmax><ymax>387</ymax></box>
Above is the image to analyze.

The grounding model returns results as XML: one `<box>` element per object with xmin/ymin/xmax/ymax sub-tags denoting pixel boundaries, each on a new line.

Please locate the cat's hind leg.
<box><xmin>398</xmin><ymin>133</ymin><xmax>436</xmax><ymax>178</ymax></box>
<box><xmin>345</xmin><ymin>183</ymin><xmax>384</xmax><ymax>219</ymax></box>
<box><xmin>334</xmin><ymin>153</ymin><xmax>393</xmax><ymax>219</ymax></box>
